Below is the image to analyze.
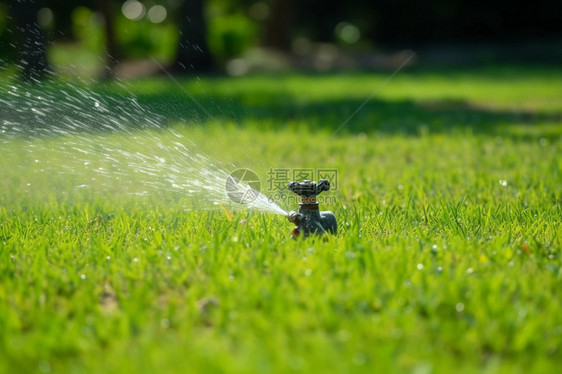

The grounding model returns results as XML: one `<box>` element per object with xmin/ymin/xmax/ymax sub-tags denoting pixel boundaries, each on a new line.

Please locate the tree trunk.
<box><xmin>262</xmin><ymin>0</ymin><xmax>293</xmax><ymax>51</ymax></box>
<box><xmin>174</xmin><ymin>0</ymin><xmax>213</xmax><ymax>73</ymax></box>
<box><xmin>96</xmin><ymin>0</ymin><xmax>119</xmax><ymax>78</ymax></box>
<box><xmin>12</xmin><ymin>0</ymin><xmax>52</xmax><ymax>81</ymax></box>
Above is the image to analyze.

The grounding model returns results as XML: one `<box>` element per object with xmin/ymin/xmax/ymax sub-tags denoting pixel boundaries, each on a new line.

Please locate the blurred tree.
<box><xmin>295</xmin><ymin>0</ymin><xmax>343</xmax><ymax>43</ymax></box>
<box><xmin>12</xmin><ymin>0</ymin><xmax>52</xmax><ymax>81</ymax></box>
<box><xmin>174</xmin><ymin>0</ymin><xmax>214</xmax><ymax>73</ymax></box>
<box><xmin>0</xmin><ymin>2</ymin><xmax>16</xmax><ymax>62</ymax></box>
<box><xmin>95</xmin><ymin>0</ymin><xmax>119</xmax><ymax>77</ymax></box>
<box><xmin>262</xmin><ymin>0</ymin><xmax>293</xmax><ymax>51</ymax></box>
<box><xmin>3</xmin><ymin>0</ymin><xmax>561</xmax><ymax>79</ymax></box>
<box><xmin>48</xmin><ymin>0</ymin><xmax>85</xmax><ymax>41</ymax></box>
<box><xmin>363</xmin><ymin>0</ymin><xmax>562</xmax><ymax>46</ymax></box>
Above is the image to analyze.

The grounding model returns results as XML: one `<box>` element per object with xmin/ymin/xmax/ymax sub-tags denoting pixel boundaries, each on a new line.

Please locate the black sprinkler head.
<box><xmin>288</xmin><ymin>179</ymin><xmax>330</xmax><ymax>198</ymax></box>
<box><xmin>286</xmin><ymin>179</ymin><xmax>337</xmax><ymax>238</ymax></box>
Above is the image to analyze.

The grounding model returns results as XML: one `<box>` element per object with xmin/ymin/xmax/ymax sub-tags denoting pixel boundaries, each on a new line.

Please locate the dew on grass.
<box><xmin>289</xmin><ymin>356</ymin><xmax>304</xmax><ymax>370</ymax></box>
<box><xmin>391</xmin><ymin>328</ymin><xmax>402</xmax><ymax>339</ymax></box>
<box><xmin>38</xmin><ymin>360</ymin><xmax>51</xmax><ymax>373</ymax></box>
<box><xmin>160</xmin><ymin>319</ymin><xmax>171</xmax><ymax>329</ymax></box>
<box><xmin>353</xmin><ymin>352</ymin><xmax>367</xmax><ymax>366</ymax></box>
<box><xmin>336</xmin><ymin>329</ymin><xmax>350</xmax><ymax>342</ymax></box>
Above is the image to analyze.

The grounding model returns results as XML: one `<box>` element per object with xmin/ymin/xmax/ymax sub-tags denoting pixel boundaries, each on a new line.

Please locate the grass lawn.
<box><xmin>1</xmin><ymin>65</ymin><xmax>561</xmax><ymax>373</ymax></box>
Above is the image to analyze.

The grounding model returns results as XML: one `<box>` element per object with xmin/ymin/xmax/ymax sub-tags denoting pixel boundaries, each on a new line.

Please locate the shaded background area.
<box><xmin>1</xmin><ymin>0</ymin><xmax>561</xmax><ymax>79</ymax></box>
<box><xmin>3</xmin><ymin>66</ymin><xmax>561</xmax><ymax>146</ymax></box>
<box><xmin>1</xmin><ymin>0</ymin><xmax>561</xmax><ymax>147</ymax></box>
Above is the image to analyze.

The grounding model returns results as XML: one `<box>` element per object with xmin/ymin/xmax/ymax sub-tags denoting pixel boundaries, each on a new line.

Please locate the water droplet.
<box><xmin>353</xmin><ymin>352</ymin><xmax>367</xmax><ymax>366</ymax></box>
<box><xmin>38</xmin><ymin>360</ymin><xmax>51</xmax><ymax>373</ymax></box>
<box><xmin>161</xmin><ymin>318</ymin><xmax>171</xmax><ymax>328</ymax></box>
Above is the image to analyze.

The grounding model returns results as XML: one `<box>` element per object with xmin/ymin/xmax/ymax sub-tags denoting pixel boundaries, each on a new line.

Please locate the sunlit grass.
<box><xmin>1</xmin><ymin>65</ymin><xmax>561</xmax><ymax>373</ymax></box>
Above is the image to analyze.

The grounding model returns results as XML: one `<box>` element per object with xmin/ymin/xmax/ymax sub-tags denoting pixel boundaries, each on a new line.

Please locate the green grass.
<box><xmin>1</xmin><ymin>65</ymin><xmax>562</xmax><ymax>373</ymax></box>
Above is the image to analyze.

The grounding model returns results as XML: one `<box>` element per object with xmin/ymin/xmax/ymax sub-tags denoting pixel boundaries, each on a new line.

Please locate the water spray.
<box><xmin>287</xmin><ymin>179</ymin><xmax>337</xmax><ymax>238</ymax></box>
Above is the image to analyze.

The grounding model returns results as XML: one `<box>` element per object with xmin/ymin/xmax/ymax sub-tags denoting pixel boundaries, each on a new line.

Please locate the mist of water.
<box><xmin>0</xmin><ymin>78</ymin><xmax>287</xmax><ymax>216</ymax></box>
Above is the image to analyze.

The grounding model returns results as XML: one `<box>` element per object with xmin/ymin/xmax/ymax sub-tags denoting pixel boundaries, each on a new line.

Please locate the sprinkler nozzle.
<box><xmin>287</xmin><ymin>211</ymin><xmax>304</xmax><ymax>225</ymax></box>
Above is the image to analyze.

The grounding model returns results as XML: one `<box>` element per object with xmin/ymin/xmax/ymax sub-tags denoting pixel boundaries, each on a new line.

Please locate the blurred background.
<box><xmin>1</xmin><ymin>0</ymin><xmax>561</xmax><ymax>80</ymax></box>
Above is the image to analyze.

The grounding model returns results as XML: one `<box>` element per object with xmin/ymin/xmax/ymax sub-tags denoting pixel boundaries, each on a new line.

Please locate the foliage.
<box><xmin>0</xmin><ymin>2</ymin><xmax>15</xmax><ymax>60</ymax></box>
<box><xmin>207</xmin><ymin>3</ymin><xmax>257</xmax><ymax>61</ymax></box>
<box><xmin>115</xmin><ymin>12</ymin><xmax>178</xmax><ymax>60</ymax></box>
<box><xmin>71</xmin><ymin>6</ymin><xmax>105</xmax><ymax>53</ymax></box>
